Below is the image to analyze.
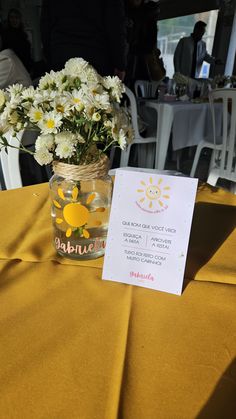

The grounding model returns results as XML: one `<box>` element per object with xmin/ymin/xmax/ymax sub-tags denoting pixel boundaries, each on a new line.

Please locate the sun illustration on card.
<box><xmin>53</xmin><ymin>187</ymin><xmax>105</xmax><ymax>238</ymax></box>
<box><xmin>136</xmin><ymin>177</ymin><xmax>170</xmax><ymax>212</ymax></box>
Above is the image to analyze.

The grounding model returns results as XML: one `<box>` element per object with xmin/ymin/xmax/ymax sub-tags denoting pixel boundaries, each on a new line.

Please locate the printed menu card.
<box><xmin>102</xmin><ymin>169</ymin><xmax>198</xmax><ymax>295</ymax></box>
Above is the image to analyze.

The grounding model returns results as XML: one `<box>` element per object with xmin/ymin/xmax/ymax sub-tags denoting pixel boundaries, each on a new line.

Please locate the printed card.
<box><xmin>102</xmin><ymin>169</ymin><xmax>198</xmax><ymax>295</ymax></box>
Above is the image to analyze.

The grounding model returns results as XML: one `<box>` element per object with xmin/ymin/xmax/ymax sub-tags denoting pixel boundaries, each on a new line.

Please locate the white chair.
<box><xmin>207</xmin><ymin>89</ymin><xmax>236</xmax><ymax>191</ymax></box>
<box><xmin>134</xmin><ymin>80</ymin><xmax>160</xmax><ymax>99</ymax></box>
<box><xmin>0</xmin><ymin>131</ymin><xmax>23</xmax><ymax>189</ymax></box>
<box><xmin>119</xmin><ymin>86</ymin><xmax>158</xmax><ymax>168</ymax></box>
<box><xmin>190</xmin><ymin>89</ymin><xmax>236</xmax><ymax>189</ymax></box>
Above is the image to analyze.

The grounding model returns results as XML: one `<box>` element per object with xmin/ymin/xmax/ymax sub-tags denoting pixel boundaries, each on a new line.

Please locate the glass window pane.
<box><xmin>158</xmin><ymin>10</ymin><xmax>219</xmax><ymax>78</ymax></box>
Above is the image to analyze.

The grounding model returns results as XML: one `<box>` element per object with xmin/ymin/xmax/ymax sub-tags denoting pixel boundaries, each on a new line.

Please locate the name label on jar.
<box><xmin>55</xmin><ymin>237</ymin><xmax>106</xmax><ymax>255</ymax></box>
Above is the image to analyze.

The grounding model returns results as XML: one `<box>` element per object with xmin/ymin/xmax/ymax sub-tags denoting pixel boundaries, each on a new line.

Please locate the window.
<box><xmin>157</xmin><ymin>10</ymin><xmax>219</xmax><ymax>78</ymax></box>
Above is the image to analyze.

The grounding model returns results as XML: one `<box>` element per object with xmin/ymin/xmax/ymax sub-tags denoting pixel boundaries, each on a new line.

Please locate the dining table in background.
<box><xmin>0</xmin><ymin>181</ymin><xmax>236</xmax><ymax>418</ymax></box>
<box><xmin>143</xmin><ymin>99</ymin><xmax>222</xmax><ymax>171</ymax></box>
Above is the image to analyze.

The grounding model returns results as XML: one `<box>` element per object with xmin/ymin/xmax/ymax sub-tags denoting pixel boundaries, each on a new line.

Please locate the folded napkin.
<box><xmin>179</xmin><ymin>94</ymin><xmax>189</xmax><ymax>101</ymax></box>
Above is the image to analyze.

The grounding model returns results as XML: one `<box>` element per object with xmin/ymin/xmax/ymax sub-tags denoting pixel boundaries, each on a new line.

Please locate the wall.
<box><xmin>158</xmin><ymin>0</ymin><xmax>220</xmax><ymax>20</ymax></box>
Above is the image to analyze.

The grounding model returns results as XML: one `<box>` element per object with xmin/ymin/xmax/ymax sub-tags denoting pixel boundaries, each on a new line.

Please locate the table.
<box><xmin>144</xmin><ymin>100</ymin><xmax>222</xmax><ymax>170</ymax></box>
<box><xmin>0</xmin><ymin>182</ymin><xmax>236</xmax><ymax>418</ymax></box>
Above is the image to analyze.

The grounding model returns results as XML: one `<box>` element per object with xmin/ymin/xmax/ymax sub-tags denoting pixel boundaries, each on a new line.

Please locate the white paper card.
<box><xmin>102</xmin><ymin>169</ymin><xmax>198</xmax><ymax>295</ymax></box>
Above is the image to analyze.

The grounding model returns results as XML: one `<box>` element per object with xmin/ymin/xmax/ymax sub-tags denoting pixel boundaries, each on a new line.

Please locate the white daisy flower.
<box><xmin>38</xmin><ymin>111</ymin><xmax>63</xmax><ymax>134</ymax></box>
<box><xmin>34</xmin><ymin>89</ymin><xmax>56</xmax><ymax>107</ymax></box>
<box><xmin>55</xmin><ymin>141</ymin><xmax>75</xmax><ymax>159</ymax></box>
<box><xmin>117</xmin><ymin>128</ymin><xmax>127</xmax><ymax>150</ymax></box>
<box><xmin>54</xmin><ymin>131</ymin><xmax>76</xmax><ymax>145</ymax></box>
<box><xmin>79</xmin><ymin>87</ymin><xmax>99</xmax><ymax>114</ymax></box>
<box><xmin>69</xmin><ymin>89</ymin><xmax>85</xmax><ymax>111</ymax></box>
<box><xmin>7</xmin><ymin>83</ymin><xmax>24</xmax><ymax>97</ymax></box>
<box><xmin>21</xmin><ymin>87</ymin><xmax>35</xmax><ymax>110</ymax></box>
<box><xmin>82</xmin><ymin>66</ymin><xmax>100</xmax><ymax>85</ymax></box>
<box><xmin>102</xmin><ymin>76</ymin><xmax>125</xmax><ymax>101</ymax></box>
<box><xmin>93</xmin><ymin>92</ymin><xmax>110</xmax><ymax>110</ymax></box>
<box><xmin>34</xmin><ymin>148</ymin><xmax>53</xmax><ymax>165</ymax></box>
<box><xmin>64</xmin><ymin>57</ymin><xmax>88</xmax><ymax>76</ymax></box>
<box><xmin>33</xmin><ymin>91</ymin><xmax>48</xmax><ymax>106</ymax></box>
<box><xmin>6</xmin><ymin>85</ymin><xmax>23</xmax><ymax>108</ymax></box>
<box><xmin>53</xmin><ymin>95</ymin><xmax>72</xmax><ymax>116</ymax></box>
<box><xmin>38</xmin><ymin>71</ymin><xmax>58</xmax><ymax>90</ymax></box>
<box><xmin>53</xmin><ymin>70</ymin><xmax>69</xmax><ymax>91</ymax></box>
<box><xmin>29</xmin><ymin>106</ymin><xmax>44</xmax><ymax>123</ymax></box>
<box><xmin>21</xmin><ymin>86</ymin><xmax>35</xmax><ymax>101</ymax></box>
<box><xmin>35</xmin><ymin>134</ymin><xmax>54</xmax><ymax>151</ymax></box>
<box><xmin>87</xmin><ymin>82</ymin><xmax>103</xmax><ymax>96</ymax></box>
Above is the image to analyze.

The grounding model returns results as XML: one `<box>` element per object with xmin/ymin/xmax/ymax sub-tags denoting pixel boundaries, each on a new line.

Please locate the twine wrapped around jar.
<box><xmin>52</xmin><ymin>154</ymin><xmax>110</xmax><ymax>181</ymax></box>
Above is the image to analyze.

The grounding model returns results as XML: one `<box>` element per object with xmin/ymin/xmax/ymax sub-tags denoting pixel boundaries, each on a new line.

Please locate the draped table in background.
<box><xmin>143</xmin><ymin>100</ymin><xmax>222</xmax><ymax>170</ymax></box>
<box><xmin>0</xmin><ymin>182</ymin><xmax>236</xmax><ymax>418</ymax></box>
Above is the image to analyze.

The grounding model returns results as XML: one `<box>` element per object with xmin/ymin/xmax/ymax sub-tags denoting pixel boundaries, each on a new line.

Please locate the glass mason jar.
<box><xmin>49</xmin><ymin>155</ymin><xmax>112</xmax><ymax>260</ymax></box>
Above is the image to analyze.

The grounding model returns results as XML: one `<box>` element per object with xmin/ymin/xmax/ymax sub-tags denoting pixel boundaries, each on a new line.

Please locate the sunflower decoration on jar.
<box><xmin>52</xmin><ymin>185</ymin><xmax>106</xmax><ymax>239</ymax></box>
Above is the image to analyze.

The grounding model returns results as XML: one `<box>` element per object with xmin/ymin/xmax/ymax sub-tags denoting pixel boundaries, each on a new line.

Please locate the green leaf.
<box><xmin>0</xmin><ymin>136</ymin><xmax>9</xmax><ymax>147</ymax></box>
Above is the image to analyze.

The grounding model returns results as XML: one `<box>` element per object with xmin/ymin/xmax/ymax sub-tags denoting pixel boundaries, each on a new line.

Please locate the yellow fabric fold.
<box><xmin>1</xmin><ymin>259</ymin><xmax>236</xmax><ymax>418</ymax></box>
<box><xmin>186</xmin><ymin>184</ymin><xmax>236</xmax><ymax>284</ymax></box>
<box><xmin>0</xmin><ymin>183</ymin><xmax>104</xmax><ymax>268</ymax></box>
<box><xmin>1</xmin><ymin>182</ymin><xmax>235</xmax><ymax>283</ymax></box>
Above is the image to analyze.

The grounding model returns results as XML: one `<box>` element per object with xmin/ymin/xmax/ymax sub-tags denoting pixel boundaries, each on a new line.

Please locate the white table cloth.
<box><xmin>144</xmin><ymin>100</ymin><xmax>222</xmax><ymax>170</ymax></box>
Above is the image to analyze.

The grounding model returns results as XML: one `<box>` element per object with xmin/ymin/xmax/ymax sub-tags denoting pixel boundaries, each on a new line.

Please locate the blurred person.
<box><xmin>125</xmin><ymin>0</ymin><xmax>165</xmax><ymax>88</ymax></box>
<box><xmin>0</xmin><ymin>34</ymin><xmax>49</xmax><ymax>189</ymax></box>
<box><xmin>2</xmin><ymin>8</ymin><xmax>32</xmax><ymax>73</ymax></box>
<box><xmin>0</xmin><ymin>31</ymin><xmax>49</xmax><ymax>188</ymax></box>
<box><xmin>173</xmin><ymin>20</ymin><xmax>219</xmax><ymax>78</ymax></box>
<box><xmin>0</xmin><ymin>35</ymin><xmax>32</xmax><ymax>89</ymax></box>
<box><xmin>40</xmin><ymin>0</ymin><xmax>127</xmax><ymax>80</ymax></box>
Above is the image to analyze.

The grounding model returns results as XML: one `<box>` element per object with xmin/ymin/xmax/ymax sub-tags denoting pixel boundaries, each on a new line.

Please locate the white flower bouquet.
<box><xmin>173</xmin><ymin>72</ymin><xmax>190</xmax><ymax>86</ymax></box>
<box><xmin>0</xmin><ymin>57</ymin><xmax>133</xmax><ymax>166</ymax></box>
<box><xmin>211</xmin><ymin>74</ymin><xmax>230</xmax><ymax>89</ymax></box>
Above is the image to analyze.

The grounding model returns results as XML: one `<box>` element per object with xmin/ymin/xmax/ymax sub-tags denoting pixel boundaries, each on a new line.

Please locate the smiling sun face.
<box><xmin>146</xmin><ymin>185</ymin><xmax>161</xmax><ymax>200</ymax></box>
<box><xmin>53</xmin><ymin>187</ymin><xmax>104</xmax><ymax>238</ymax></box>
<box><xmin>137</xmin><ymin>177</ymin><xmax>170</xmax><ymax>209</ymax></box>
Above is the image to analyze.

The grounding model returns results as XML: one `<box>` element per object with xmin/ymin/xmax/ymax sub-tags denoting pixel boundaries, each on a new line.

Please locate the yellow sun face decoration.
<box><xmin>137</xmin><ymin>177</ymin><xmax>170</xmax><ymax>210</ymax></box>
<box><xmin>53</xmin><ymin>187</ymin><xmax>104</xmax><ymax>238</ymax></box>
<box><xmin>145</xmin><ymin>185</ymin><xmax>161</xmax><ymax>200</ymax></box>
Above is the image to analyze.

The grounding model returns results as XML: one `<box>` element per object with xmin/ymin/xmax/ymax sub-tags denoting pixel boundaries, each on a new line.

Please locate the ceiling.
<box><xmin>157</xmin><ymin>0</ymin><xmax>221</xmax><ymax>19</ymax></box>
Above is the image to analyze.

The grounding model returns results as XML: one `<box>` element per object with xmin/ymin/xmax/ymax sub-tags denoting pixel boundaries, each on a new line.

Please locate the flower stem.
<box><xmin>0</xmin><ymin>136</ymin><xmax>35</xmax><ymax>155</ymax></box>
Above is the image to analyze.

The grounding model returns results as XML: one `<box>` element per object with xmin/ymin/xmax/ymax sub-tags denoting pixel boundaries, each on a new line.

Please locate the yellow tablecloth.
<box><xmin>0</xmin><ymin>182</ymin><xmax>236</xmax><ymax>418</ymax></box>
